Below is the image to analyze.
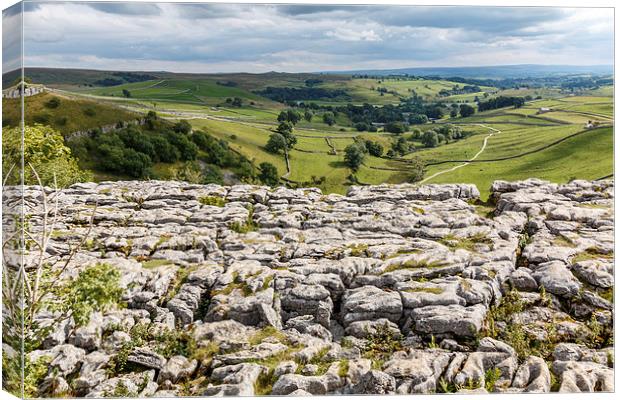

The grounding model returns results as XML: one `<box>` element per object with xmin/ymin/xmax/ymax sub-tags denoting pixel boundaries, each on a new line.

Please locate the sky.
<box><xmin>2</xmin><ymin>1</ymin><xmax>615</xmax><ymax>74</ymax></box>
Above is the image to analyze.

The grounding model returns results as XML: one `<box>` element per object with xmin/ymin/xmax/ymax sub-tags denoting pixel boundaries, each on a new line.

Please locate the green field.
<box><xmin>20</xmin><ymin>68</ymin><xmax>612</xmax><ymax>199</ymax></box>
<box><xmin>2</xmin><ymin>92</ymin><xmax>139</xmax><ymax>135</ymax></box>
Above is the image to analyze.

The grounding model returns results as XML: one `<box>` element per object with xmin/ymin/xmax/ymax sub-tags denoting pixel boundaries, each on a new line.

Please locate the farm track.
<box><xmin>423</xmin><ymin>125</ymin><xmax>611</xmax><ymax>167</ymax></box>
<box><xmin>420</xmin><ymin>124</ymin><xmax>501</xmax><ymax>184</ymax></box>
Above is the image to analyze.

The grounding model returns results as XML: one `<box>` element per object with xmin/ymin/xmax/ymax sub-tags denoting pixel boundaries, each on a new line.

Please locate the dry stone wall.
<box><xmin>5</xmin><ymin>178</ymin><xmax>614</xmax><ymax>396</ymax></box>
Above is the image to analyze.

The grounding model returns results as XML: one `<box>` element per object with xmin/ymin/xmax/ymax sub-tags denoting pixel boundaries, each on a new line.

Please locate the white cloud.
<box><xmin>12</xmin><ymin>3</ymin><xmax>613</xmax><ymax>73</ymax></box>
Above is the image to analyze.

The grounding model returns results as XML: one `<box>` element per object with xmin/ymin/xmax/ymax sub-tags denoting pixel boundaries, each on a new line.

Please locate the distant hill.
<box><xmin>324</xmin><ymin>64</ymin><xmax>613</xmax><ymax>79</ymax></box>
<box><xmin>2</xmin><ymin>67</ymin><xmax>343</xmax><ymax>90</ymax></box>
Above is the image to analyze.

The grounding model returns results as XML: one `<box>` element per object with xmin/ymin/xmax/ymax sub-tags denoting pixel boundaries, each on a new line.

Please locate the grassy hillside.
<box><xmin>22</xmin><ymin>68</ymin><xmax>612</xmax><ymax>198</ymax></box>
<box><xmin>2</xmin><ymin>92</ymin><xmax>140</xmax><ymax>135</ymax></box>
<box><xmin>425</xmin><ymin>126</ymin><xmax>613</xmax><ymax>198</ymax></box>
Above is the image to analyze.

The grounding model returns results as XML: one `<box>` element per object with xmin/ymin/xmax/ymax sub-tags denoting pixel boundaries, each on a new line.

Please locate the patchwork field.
<box><xmin>8</xmin><ymin>68</ymin><xmax>612</xmax><ymax>200</ymax></box>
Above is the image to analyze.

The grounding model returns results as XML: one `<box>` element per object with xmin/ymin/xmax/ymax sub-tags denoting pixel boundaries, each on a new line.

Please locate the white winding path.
<box><xmin>420</xmin><ymin>124</ymin><xmax>501</xmax><ymax>184</ymax></box>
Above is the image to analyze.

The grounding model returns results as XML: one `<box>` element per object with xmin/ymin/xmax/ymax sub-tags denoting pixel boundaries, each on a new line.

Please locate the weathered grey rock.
<box><xmin>341</xmin><ymin>286</ymin><xmax>403</xmax><ymax>326</ymax></box>
<box><xmin>344</xmin><ymin>319</ymin><xmax>401</xmax><ymax>339</ymax></box>
<box><xmin>14</xmin><ymin>179</ymin><xmax>615</xmax><ymax>396</ymax></box>
<box><xmin>509</xmin><ymin>268</ymin><xmax>539</xmax><ymax>292</ymax></box>
<box><xmin>552</xmin><ymin>361</ymin><xmax>614</xmax><ymax>392</ymax></box>
<box><xmin>532</xmin><ymin>261</ymin><xmax>581</xmax><ymax>297</ymax></box>
<box><xmin>158</xmin><ymin>355</ymin><xmax>197</xmax><ymax>383</ymax></box>
<box><xmin>127</xmin><ymin>347</ymin><xmax>166</xmax><ymax>370</ymax></box>
<box><xmin>511</xmin><ymin>356</ymin><xmax>550</xmax><ymax>392</ymax></box>
<box><xmin>69</xmin><ymin>312</ymin><xmax>103</xmax><ymax>351</ymax></box>
<box><xmin>410</xmin><ymin>304</ymin><xmax>486</xmax><ymax>337</ymax></box>
<box><xmin>352</xmin><ymin>370</ymin><xmax>396</xmax><ymax>394</ymax></box>
<box><xmin>204</xmin><ymin>363</ymin><xmax>267</xmax><ymax>396</ymax></box>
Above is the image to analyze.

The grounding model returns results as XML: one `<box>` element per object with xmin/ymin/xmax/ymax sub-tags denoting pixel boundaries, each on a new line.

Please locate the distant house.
<box><xmin>538</xmin><ymin>107</ymin><xmax>551</xmax><ymax>114</ymax></box>
<box><xmin>585</xmin><ymin>120</ymin><xmax>596</xmax><ymax>129</ymax></box>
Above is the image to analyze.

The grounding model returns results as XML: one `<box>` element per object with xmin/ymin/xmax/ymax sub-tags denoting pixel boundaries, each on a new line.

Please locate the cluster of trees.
<box><xmin>256</xmin><ymin>86</ymin><xmax>350</xmax><ymax>103</ymax></box>
<box><xmin>3</xmin><ymin>124</ymin><xmax>92</xmax><ymax>188</ymax></box>
<box><xmin>438</xmin><ymin>84</ymin><xmax>481</xmax><ymax>97</ymax></box>
<box><xmin>417</xmin><ymin>124</ymin><xmax>470</xmax><ymax>148</ymax></box>
<box><xmin>387</xmin><ymin>136</ymin><xmax>415</xmax><ymax>157</ymax></box>
<box><xmin>277</xmin><ymin>109</ymin><xmax>313</xmax><ymax>124</ymax></box>
<box><xmin>477</xmin><ymin>96</ymin><xmax>525</xmax><ymax>111</ymax></box>
<box><xmin>93</xmin><ymin>72</ymin><xmax>157</xmax><ymax>87</ymax></box>
<box><xmin>225</xmin><ymin>97</ymin><xmax>243</xmax><ymax>107</ymax></box>
<box><xmin>68</xmin><ymin>115</ymin><xmax>268</xmax><ymax>185</ymax></box>
<box><xmin>344</xmin><ymin>139</ymin><xmax>385</xmax><ymax>170</ymax></box>
<box><xmin>266</xmin><ymin>109</ymin><xmax>304</xmax><ymax>154</ymax></box>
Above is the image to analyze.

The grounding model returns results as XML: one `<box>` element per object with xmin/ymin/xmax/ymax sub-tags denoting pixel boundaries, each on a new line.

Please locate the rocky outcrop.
<box><xmin>7</xmin><ymin>178</ymin><xmax>614</xmax><ymax>396</ymax></box>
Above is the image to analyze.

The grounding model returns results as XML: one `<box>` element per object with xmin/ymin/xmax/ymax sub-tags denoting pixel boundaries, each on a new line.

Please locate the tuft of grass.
<box><xmin>382</xmin><ymin>258</ymin><xmax>447</xmax><ymax>274</ymax></box>
<box><xmin>484</xmin><ymin>367</ymin><xmax>502</xmax><ymax>392</ymax></box>
<box><xmin>229</xmin><ymin>207</ymin><xmax>258</xmax><ymax>234</ymax></box>
<box><xmin>338</xmin><ymin>359</ymin><xmax>350</xmax><ymax>378</ymax></box>
<box><xmin>199</xmin><ymin>196</ymin><xmax>227</xmax><ymax>207</ymax></box>
<box><xmin>363</xmin><ymin>323</ymin><xmax>402</xmax><ymax>370</ymax></box>
<box><xmin>439</xmin><ymin>232</ymin><xmax>494</xmax><ymax>252</ymax></box>
<box><xmin>552</xmin><ymin>235</ymin><xmax>576</xmax><ymax>248</ymax></box>
<box><xmin>571</xmin><ymin>247</ymin><xmax>614</xmax><ymax>263</ymax></box>
<box><xmin>249</xmin><ymin>326</ymin><xmax>287</xmax><ymax>346</ymax></box>
<box><xmin>404</xmin><ymin>286</ymin><xmax>444</xmax><ymax>295</ymax></box>
<box><xmin>348</xmin><ymin>243</ymin><xmax>369</xmax><ymax>257</ymax></box>
<box><xmin>141</xmin><ymin>259</ymin><xmax>172</xmax><ymax>269</ymax></box>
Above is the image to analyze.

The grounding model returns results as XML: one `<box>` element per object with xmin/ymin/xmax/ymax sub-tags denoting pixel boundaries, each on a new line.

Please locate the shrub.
<box><xmin>44</xmin><ymin>97</ymin><xmax>61</xmax><ymax>109</ymax></box>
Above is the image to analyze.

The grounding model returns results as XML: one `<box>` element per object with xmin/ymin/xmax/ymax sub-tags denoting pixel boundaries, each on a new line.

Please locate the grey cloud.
<box><xmin>18</xmin><ymin>3</ymin><xmax>614</xmax><ymax>73</ymax></box>
<box><xmin>87</xmin><ymin>2</ymin><xmax>161</xmax><ymax>16</ymax></box>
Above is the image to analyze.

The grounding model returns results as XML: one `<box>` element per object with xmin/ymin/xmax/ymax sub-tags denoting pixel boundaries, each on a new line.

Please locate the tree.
<box><xmin>391</xmin><ymin>136</ymin><xmax>411</xmax><ymax>156</ymax></box>
<box><xmin>409</xmin><ymin>114</ymin><xmax>428</xmax><ymax>125</ymax></box>
<box><xmin>276</xmin><ymin>121</ymin><xmax>297</xmax><ymax>148</ymax></box>
<box><xmin>355</xmin><ymin>122</ymin><xmax>370</xmax><ymax>132</ymax></box>
<box><xmin>265</xmin><ymin>133</ymin><xmax>288</xmax><ymax>154</ymax></box>
<box><xmin>173</xmin><ymin>119</ymin><xmax>192</xmax><ymax>134</ymax></box>
<box><xmin>365</xmin><ymin>140</ymin><xmax>384</xmax><ymax>157</ymax></box>
<box><xmin>304</xmin><ymin>110</ymin><xmax>313</xmax><ymax>122</ymax></box>
<box><xmin>410</xmin><ymin>128</ymin><xmax>423</xmax><ymax>140</ymax></box>
<box><xmin>145</xmin><ymin>111</ymin><xmax>158</xmax><ymax>129</ymax></box>
<box><xmin>2</xmin><ymin>125</ymin><xmax>92</xmax><ymax>187</ymax></box>
<box><xmin>202</xmin><ymin>164</ymin><xmax>224</xmax><ymax>184</ymax></box>
<box><xmin>258</xmin><ymin>162</ymin><xmax>279</xmax><ymax>186</ymax></box>
<box><xmin>122</xmin><ymin>89</ymin><xmax>132</xmax><ymax>98</ymax></box>
<box><xmin>450</xmin><ymin>109</ymin><xmax>458</xmax><ymax>118</ymax></box>
<box><xmin>425</xmin><ymin>106</ymin><xmax>443</xmax><ymax>119</ymax></box>
<box><xmin>344</xmin><ymin>142</ymin><xmax>367</xmax><ymax>171</ymax></box>
<box><xmin>385</xmin><ymin>122</ymin><xmax>408</xmax><ymax>134</ymax></box>
<box><xmin>459</xmin><ymin>104</ymin><xmax>475</xmax><ymax>118</ymax></box>
<box><xmin>232</xmin><ymin>97</ymin><xmax>243</xmax><ymax>107</ymax></box>
<box><xmin>322</xmin><ymin>112</ymin><xmax>336</xmax><ymax>126</ymax></box>
<box><xmin>408</xmin><ymin>157</ymin><xmax>425</xmax><ymax>183</ymax></box>
<box><xmin>421</xmin><ymin>130</ymin><xmax>439</xmax><ymax>148</ymax></box>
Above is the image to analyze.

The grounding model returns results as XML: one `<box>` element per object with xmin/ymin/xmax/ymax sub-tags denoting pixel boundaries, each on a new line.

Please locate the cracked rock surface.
<box><xmin>6</xmin><ymin>178</ymin><xmax>614</xmax><ymax>396</ymax></box>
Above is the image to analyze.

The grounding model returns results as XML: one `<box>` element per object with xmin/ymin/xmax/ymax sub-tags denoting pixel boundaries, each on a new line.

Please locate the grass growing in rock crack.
<box><xmin>381</xmin><ymin>258</ymin><xmax>448</xmax><ymax>274</ymax></box>
<box><xmin>552</xmin><ymin>235</ymin><xmax>577</xmax><ymax>248</ymax></box>
<box><xmin>571</xmin><ymin>247</ymin><xmax>614</xmax><ymax>263</ymax></box>
<box><xmin>348</xmin><ymin>243</ymin><xmax>369</xmax><ymax>257</ymax></box>
<box><xmin>140</xmin><ymin>259</ymin><xmax>173</xmax><ymax>269</ymax></box>
<box><xmin>229</xmin><ymin>206</ymin><xmax>259</xmax><ymax>234</ymax></box>
<box><xmin>251</xmin><ymin>344</ymin><xmax>305</xmax><ymax>395</ymax></box>
<box><xmin>404</xmin><ymin>286</ymin><xmax>444</xmax><ymax>294</ymax></box>
<box><xmin>481</xmin><ymin>289</ymin><xmax>559</xmax><ymax>362</ymax></box>
<box><xmin>484</xmin><ymin>367</ymin><xmax>502</xmax><ymax>392</ymax></box>
<box><xmin>249</xmin><ymin>326</ymin><xmax>287</xmax><ymax>346</ymax></box>
<box><xmin>338</xmin><ymin>360</ymin><xmax>350</xmax><ymax>378</ymax></box>
<box><xmin>363</xmin><ymin>323</ymin><xmax>403</xmax><ymax>370</ymax></box>
<box><xmin>199</xmin><ymin>196</ymin><xmax>227</xmax><ymax>207</ymax></box>
<box><xmin>439</xmin><ymin>232</ymin><xmax>494</xmax><ymax>252</ymax></box>
<box><xmin>468</xmin><ymin>198</ymin><xmax>497</xmax><ymax>219</ymax></box>
<box><xmin>296</xmin><ymin>346</ymin><xmax>332</xmax><ymax>376</ymax></box>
